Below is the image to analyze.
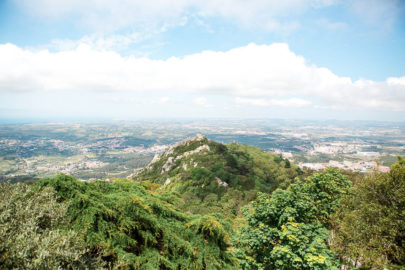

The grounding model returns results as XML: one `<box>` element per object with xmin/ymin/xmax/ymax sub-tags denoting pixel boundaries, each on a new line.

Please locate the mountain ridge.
<box><xmin>134</xmin><ymin>134</ymin><xmax>301</xmax><ymax>215</ymax></box>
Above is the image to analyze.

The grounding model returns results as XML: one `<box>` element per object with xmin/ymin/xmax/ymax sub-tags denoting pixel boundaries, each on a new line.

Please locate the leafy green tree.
<box><xmin>285</xmin><ymin>159</ymin><xmax>291</xmax><ymax>168</ymax></box>
<box><xmin>0</xmin><ymin>182</ymin><xmax>103</xmax><ymax>269</ymax></box>
<box><xmin>236</xmin><ymin>168</ymin><xmax>351</xmax><ymax>270</ymax></box>
<box><xmin>36</xmin><ymin>174</ymin><xmax>237</xmax><ymax>269</ymax></box>
<box><xmin>331</xmin><ymin>157</ymin><xmax>405</xmax><ymax>269</ymax></box>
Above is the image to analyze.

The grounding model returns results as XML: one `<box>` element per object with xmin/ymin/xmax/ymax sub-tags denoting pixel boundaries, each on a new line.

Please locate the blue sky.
<box><xmin>0</xmin><ymin>0</ymin><xmax>404</xmax><ymax>121</ymax></box>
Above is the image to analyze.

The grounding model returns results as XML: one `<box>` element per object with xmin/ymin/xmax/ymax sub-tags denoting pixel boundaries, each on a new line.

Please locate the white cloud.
<box><xmin>159</xmin><ymin>97</ymin><xmax>171</xmax><ymax>104</ymax></box>
<box><xmin>12</xmin><ymin>0</ymin><xmax>402</xmax><ymax>54</ymax></box>
<box><xmin>193</xmin><ymin>97</ymin><xmax>214</xmax><ymax>107</ymax></box>
<box><xmin>14</xmin><ymin>0</ymin><xmax>190</xmax><ymax>32</ymax></box>
<box><xmin>11</xmin><ymin>0</ymin><xmax>403</xmax><ymax>51</ymax></box>
<box><xmin>193</xmin><ymin>97</ymin><xmax>207</xmax><ymax>105</ymax></box>
<box><xmin>0</xmin><ymin>42</ymin><xmax>404</xmax><ymax>111</ymax></box>
<box><xmin>317</xmin><ymin>18</ymin><xmax>347</xmax><ymax>30</ymax></box>
<box><xmin>13</xmin><ymin>0</ymin><xmax>336</xmax><ymax>32</ymax></box>
<box><xmin>235</xmin><ymin>97</ymin><xmax>312</xmax><ymax>108</ymax></box>
<box><xmin>48</xmin><ymin>33</ymin><xmax>144</xmax><ymax>52</ymax></box>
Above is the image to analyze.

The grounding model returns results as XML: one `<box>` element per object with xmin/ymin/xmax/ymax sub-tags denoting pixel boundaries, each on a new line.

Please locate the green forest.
<box><xmin>1</xmin><ymin>136</ymin><xmax>404</xmax><ymax>269</ymax></box>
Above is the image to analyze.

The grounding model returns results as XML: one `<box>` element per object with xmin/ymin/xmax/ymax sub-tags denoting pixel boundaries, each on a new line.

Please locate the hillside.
<box><xmin>135</xmin><ymin>135</ymin><xmax>301</xmax><ymax>215</ymax></box>
<box><xmin>1</xmin><ymin>140</ymin><xmax>404</xmax><ymax>269</ymax></box>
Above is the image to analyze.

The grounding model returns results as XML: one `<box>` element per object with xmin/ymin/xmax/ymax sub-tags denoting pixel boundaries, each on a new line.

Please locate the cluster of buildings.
<box><xmin>24</xmin><ymin>159</ymin><xmax>106</xmax><ymax>174</ymax></box>
<box><xmin>309</xmin><ymin>142</ymin><xmax>359</xmax><ymax>155</ymax></box>
<box><xmin>123</xmin><ymin>144</ymin><xmax>168</xmax><ymax>154</ymax></box>
<box><xmin>298</xmin><ymin>160</ymin><xmax>390</xmax><ymax>173</ymax></box>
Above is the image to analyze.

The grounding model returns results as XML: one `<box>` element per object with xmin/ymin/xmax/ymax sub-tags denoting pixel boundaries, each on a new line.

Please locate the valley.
<box><xmin>1</xmin><ymin>119</ymin><xmax>404</xmax><ymax>182</ymax></box>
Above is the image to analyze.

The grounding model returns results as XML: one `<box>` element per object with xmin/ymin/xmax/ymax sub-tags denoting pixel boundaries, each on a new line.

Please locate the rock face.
<box><xmin>150</xmin><ymin>154</ymin><xmax>160</xmax><ymax>164</ymax></box>
<box><xmin>163</xmin><ymin>134</ymin><xmax>206</xmax><ymax>157</ymax></box>
<box><xmin>215</xmin><ymin>177</ymin><xmax>228</xmax><ymax>187</ymax></box>
<box><xmin>175</xmin><ymin>145</ymin><xmax>210</xmax><ymax>161</ymax></box>
<box><xmin>161</xmin><ymin>157</ymin><xmax>174</xmax><ymax>174</ymax></box>
<box><xmin>155</xmin><ymin>135</ymin><xmax>210</xmax><ymax>174</ymax></box>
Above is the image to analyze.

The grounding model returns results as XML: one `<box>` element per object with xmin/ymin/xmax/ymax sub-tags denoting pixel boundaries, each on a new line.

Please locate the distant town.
<box><xmin>1</xmin><ymin>119</ymin><xmax>404</xmax><ymax>181</ymax></box>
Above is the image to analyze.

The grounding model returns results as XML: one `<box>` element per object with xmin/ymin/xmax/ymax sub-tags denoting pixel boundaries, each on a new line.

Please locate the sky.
<box><xmin>0</xmin><ymin>0</ymin><xmax>404</xmax><ymax>121</ymax></box>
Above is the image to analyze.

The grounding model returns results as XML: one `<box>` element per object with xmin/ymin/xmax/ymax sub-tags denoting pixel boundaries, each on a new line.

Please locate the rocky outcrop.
<box><xmin>163</xmin><ymin>134</ymin><xmax>206</xmax><ymax>157</ymax></box>
<box><xmin>161</xmin><ymin>157</ymin><xmax>174</xmax><ymax>174</ymax></box>
<box><xmin>215</xmin><ymin>177</ymin><xmax>228</xmax><ymax>187</ymax></box>
<box><xmin>174</xmin><ymin>145</ymin><xmax>210</xmax><ymax>161</ymax></box>
<box><xmin>155</xmin><ymin>135</ymin><xmax>208</xmax><ymax>174</ymax></box>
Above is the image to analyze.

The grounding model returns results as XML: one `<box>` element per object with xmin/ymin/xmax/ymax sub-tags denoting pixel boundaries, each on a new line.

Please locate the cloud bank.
<box><xmin>0</xmin><ymin>42</ymin><xmax>404</xmax><ymax>111</ymax></box>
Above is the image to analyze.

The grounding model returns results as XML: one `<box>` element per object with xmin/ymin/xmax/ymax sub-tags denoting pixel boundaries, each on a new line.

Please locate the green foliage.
<box><xmin>187</xmin><ymin>214</ymin><xmax>232</xmax><ymax>250</ymax></box>
<box><xmin>301</xmin><ymin>168</ymin><xmax>352</xmax><ymax>227</ymax></box>
<box><xmin>4</xmin><ymin>133</ymin><xmax>405</xmax><ymax>270</ymax></box>
<box><xmin>332</xmin><ymin>157</ymin><xmax>405</xmax><ymax>269</ymax></box>
<box><xmin>136</xmin><ymin>137</ymin><xmax>300</xmax><ymax>216</ymax></box>
<box><xmin>0</xmin><ymin>182</ymin><xmax>103</xmax><ymax>269</ymax></box>
<box><xmin>236</xmin><ymin>168</ymin><xmax>351</xmax><ymax>269</ymax></box>
<box><xmin>36</xmin><ymin>174</ymin><xmax>237</xmax><ymax>269</ymax></box>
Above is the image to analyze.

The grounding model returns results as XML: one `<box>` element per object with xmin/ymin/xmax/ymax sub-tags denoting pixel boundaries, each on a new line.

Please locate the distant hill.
<box><xmin>135</xmin><ymin>135</ymin><xmax>301</xmax><ymax>216</ymax></box>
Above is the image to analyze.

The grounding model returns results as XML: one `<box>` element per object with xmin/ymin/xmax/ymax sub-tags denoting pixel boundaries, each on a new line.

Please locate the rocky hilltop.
<box><xmin>135</xmin><ymin>135</ymin><xmax>301</xmax><ymax>215</ymax></box>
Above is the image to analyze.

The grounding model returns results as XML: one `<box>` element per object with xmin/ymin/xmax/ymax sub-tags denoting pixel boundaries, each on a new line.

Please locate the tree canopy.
<box><xmin>1</xmin><ymin>174</ymin><xmax>237</xmax><ymax>269</ymax></box>
<box><xmin>0</xmin><ymin>182</ymin><xmax>103</xmax><ymax>269</ymax></box>
<box><xmin>236</xmin><ymin>168</ymin><xmax>351</xmax><ymax>270</ymax></box>
<box><xmin>331</xmin><ymin>157</ymin><xmax>405</xmax><ymax>269</ymax></box>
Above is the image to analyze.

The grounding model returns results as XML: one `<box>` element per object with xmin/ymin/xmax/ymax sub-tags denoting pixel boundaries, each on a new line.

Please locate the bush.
<box><xmin>236</xmin><ymin>168</ymin><xmax>351</xmax><ymax>270</ymax></box>
<box><xmin>0</xmin><ymin>182</ymin><xmax>103</xmax><ymax>269</ymax></box>
<box><xmin>332</xmin><ymin>157</ymin><xmax>405</xmax><ymax>269</ymax></box>
<box><xmin>36</xmin><ymin>174</ymin><xmax>237</xmax><ymax>269</ymax></box>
